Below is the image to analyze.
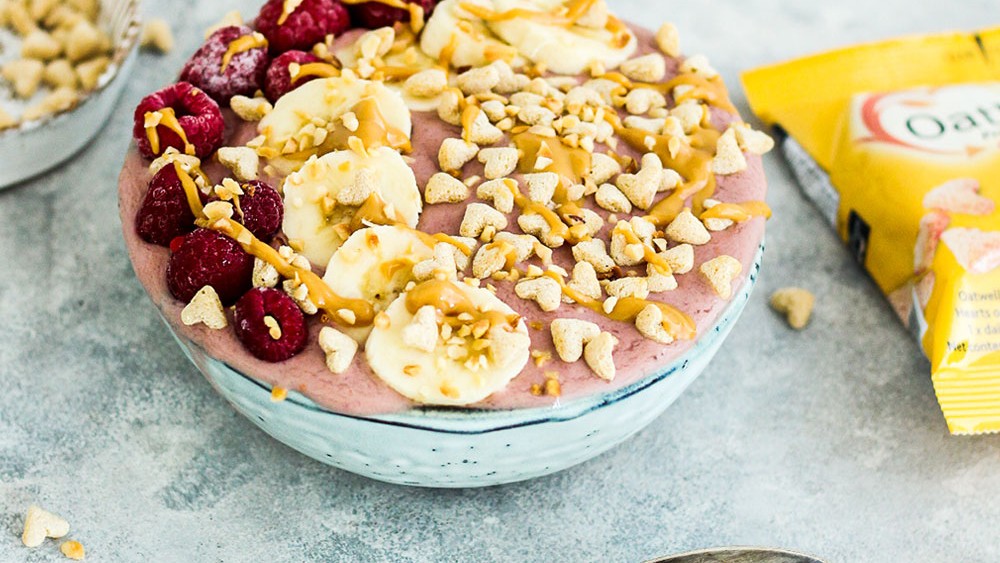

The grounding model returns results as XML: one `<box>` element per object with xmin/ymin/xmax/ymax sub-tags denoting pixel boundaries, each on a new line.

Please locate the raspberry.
<box><xmin>167</xmin><ymin>228</ymin><xmax>254</xmax><ymax>306</ymax></box>
<box><xmin>179</xmin><ymin>26</ymin><xmax>270</xmax><ymax>105</ymax></box>
<box><xmin>350</xmin><ymin>0</ymin><xmax>436</xmax><ymax>29</ymax></box>
<box><xmin>238</xmin><ymin>180</ymin><xmax>283</xmax><ymax>241</ymax></box>
<box><xmin>233</xmin><ymin>288</ymin><xmax>308</xmax><ymax>362</ymax></box>
<box><xmin>255</xmin><ymin>0</ymin><xmax>350</xmax><ymax>54</ymax></box>
<box><xmin>132</xmin><ymin>82</ymin><xmax>225</xmax><ymax>159</ymax></box>
<box><xmin>263</xmin><ymin>50</ymin><xmax>321</xmax><ymax>102</ymax></box>
<box><xmin>136</xmin><ymin>164</ymin><xmax>208</xmax><ymax>246</ymax></box>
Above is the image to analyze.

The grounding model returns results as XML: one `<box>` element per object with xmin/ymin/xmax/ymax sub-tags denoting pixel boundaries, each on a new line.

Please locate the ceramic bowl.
<box><xmin>161</xmin><ymin>244</ymin><xmax>763</xmax><ymax>488</ymax></box>
<box><xmin>0</xmin><ymin>0</ymin><xmax>140</xmax><ymax>189</ymax></box>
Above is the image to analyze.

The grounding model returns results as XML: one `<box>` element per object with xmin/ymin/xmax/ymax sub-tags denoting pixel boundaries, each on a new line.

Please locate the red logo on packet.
<box><xmin>855</xmin><ymin>83</ymin><xmax>1000</xmax><ymax>157</ymax></box>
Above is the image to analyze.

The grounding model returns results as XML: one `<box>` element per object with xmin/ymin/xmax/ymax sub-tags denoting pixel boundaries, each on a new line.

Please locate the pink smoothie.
<box><xmin>119</xmin><ymin>25</ymin><xmax>767</xmax><ymax>416</ymax></box>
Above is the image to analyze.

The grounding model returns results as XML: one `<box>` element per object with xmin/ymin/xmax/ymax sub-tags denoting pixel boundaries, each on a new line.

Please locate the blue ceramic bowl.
<box><xmin>163</xmin><ymin>244</ymin><xmax>763</xmax><ymax>488</ymax></box>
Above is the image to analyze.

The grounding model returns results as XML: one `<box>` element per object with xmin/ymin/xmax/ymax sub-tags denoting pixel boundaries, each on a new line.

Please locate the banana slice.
<box><xmin>256</xmin><ymin>74</ymin><xmax>412</xmax><ymax>176</ymax></box>
<box><xmin>366</xmin><ymin>279</ymin><xmax>531</xmax><ymax>406</ymax></box>
<box><xmin>282</xmin><ymin>147</ymin><xmax>423</xmax><ymax>267</ymax></box>
<box><xmin>323</xmin><ymin>225</ymin><xmax>436</xmax><ymax>342</ymax></box>
<box><xmin>486</xmin><ymin>0</ymin><xmax>637</xmax><ymax>75</ymax></box>
<box><xmin>419</xmin><ymin>0</ymin><xmax>523</xmax><ymax>69</ymax></box>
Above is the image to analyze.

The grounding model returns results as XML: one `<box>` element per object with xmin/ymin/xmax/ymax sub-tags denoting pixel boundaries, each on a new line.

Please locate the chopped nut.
<box><xmin>636</xmin><ymin>304</ymin><xmax>673</xmax><ymax>343</ymax></box>
<box><xmin>438</xmin><ymin>138</ymin><xmax>479</xmax><ymax>172</ymax></box>
<box><xmin>655</xmin><ymin>22</ymin><xmax>681</xmax><ymax>57</ymax></box>
<box><xmin>22</xmin><ymin>87</ymin><xmax>78</xmax><ymax>121</ymax></box>
<box><xmin>230</xmin><ymin>95</ymin><xmax>272</xmax><ymax>122</ymax></box>
<box><xmin>217</xmin><ymin>147</ymin><xmax>259</xmax><ymax>181</ymax></box>
<box><xmin>402</xmin><ymin>305</ymin><xmax>439</xmax><ymax>352</ymax></box>
<box><xmin>661</xmin><ymin>243</ymin><xmax>694</xmax><ymax>274</ymax></box>
<box><xmin>477</xmin><ymin>147</ymin><xmax>519</xmax><ymax>179</ymax></box>
<box><xmin>60</xmin><ymin>540</ymin><xmax>85</xmax><ymax>560</ymax></box>
<box><xmin>770</xmin><ymin>287</ymin><xmax>815</xmax><ymax>330</ymax></box>
<box><xmin>476</xmin><ymin>178</ymin><xmax>516</xmax><ymax>213</ymax></box>
<box><xmin>523</xmin><ymin>172</ymin><xmax>558</xmax><ymax>204</ymax></box>
<box><xmin>75</xmin><ymin>56</ymin><xmax>109</xmax><ymax>90</ymax></box>
<box><xmin>712</xmin><ymin>127</ymin><xmax>748</xmax><ymax>175</ymax></box>
<box><xmin>595</xmin><ymin>183</ymin><xmax>632</xmax><ymax>214</ymax></box>
<box><xmin>621</xmin><ymin>53</ymin><xmax>666</xmax><ymax>82</ymax></box>
<box><xmin>700</xmin><ymin>255</ymin><xmax>742</xmax><ymax>299</ymax></box>
<box><xmin>180</xmin><ymin>286</ymin><xmax>228</xmax><ymax>330</ymax></box>
<box><xmin>403</xmin><ymin>68</ymin><xmax>448</xmax><ymax>98</ymax></box>
<box><xmin>2</xmin><ymin>59</ymin><xmax>45</xmax><ymax>98</ymax></box>
<box><xmin>21</xmin><ymin>505</ymin><xmax>70</xmax><ymax>548</ymax></box>
<box><xmin>605</xmin><ymin>277</ymin><xmax>649</xmax><ymax>300</ymax></box>
<box><xmin>460</xmin><ymin>203</ymin><xmax>507</xmax><ymax>238</ymax></box>
<box><xmin>583</xmin><ymin>332</ymin><xmax>617</xmax><ymax>381</ymax></box>
<box><xmin>515</xmin><ymin>276</ymin><xmax>562</xmax><ymax>312</ymax></box>
<box><xmin>283</xmin><ymin>279</ymin><xmax>318</xmax><ymax>315</ymax></box>
<box><xmin>550</xmin><ymin>318</ymin><xmax>600</xmax><ymax>362</ymax></box>
<box><xmin>666</xmin><ymin>209</ymin><xmax>711</xmax><ymax>245</ymax></box>
<box><xmin>424</xmin><ymin>172</ymin><xmax>470</xmax><ymax>204</ymax></box>
<box><xmin>22</xmin><ymin>29</ymin><xmax>62</xmax><ymax>60</ymax></box>
<box><xmin>141</xmin><ymin>18</ymin><xmax>174</xmax><ymax>53</ymax></box>
<box><xmin>572</xmin><ymin>239</ymin><xmax>616</xmax><ymax>274</ymax></box>
<box><xmin>318</xmin><ymin>326</ymin><xmax>359</xmax><ymax>374</ymax></box>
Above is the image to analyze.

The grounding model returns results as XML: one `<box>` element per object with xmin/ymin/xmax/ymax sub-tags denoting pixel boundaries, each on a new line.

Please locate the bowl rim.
<box><xmin>184</xmin><ymin>243</ymin><xmax>764</xmax><ymax>434</ymax></box>
<box><xmin>0</xmin><ymin>0</ymin><xmax>141</xmax><ymax>139</ymax></box>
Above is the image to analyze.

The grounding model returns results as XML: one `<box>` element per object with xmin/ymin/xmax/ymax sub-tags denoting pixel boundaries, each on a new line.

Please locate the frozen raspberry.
<box><xmin>136</xmin><ymin>164</ymin><xmax>208</xmax><ymax>246</ymax></box>
<box><xmin>179</xmin><ymin>26</ymin><xmax>270</xmax><ymax>105</ymax></box>
<box><xmin>238</xmin><ymin>180</ymin><xmax>284</xmax><ymax>241</ymax></box>
<box><xmin>133</xmin><ymin>82</ymin><xmax>225</xmax><ymax>159</ymax></box>
<box><xmin>167</xmin><ymin>228</ymin><xmax>254</xmax><ymax>306</ymax></box>
<box><xmin>351</xmin><ymin>0</ymin><xmax>436</xmax><ymax>29</ymax></box>
<box><xmin>263</xmin><ymin>50</ymin><xmax>321</xmax><ymax>102</ymax></box>
<box><xmin>233</xmin><ymin>288</ymin><xmax>308</xmax><ymax>362</ymax></box>
<box><xmin>255</xmin><ymin>0</ymin><xmax>350</xmax><ymax>54</ymax></box>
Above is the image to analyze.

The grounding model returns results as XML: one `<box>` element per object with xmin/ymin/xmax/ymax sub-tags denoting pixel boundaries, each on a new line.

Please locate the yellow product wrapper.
<box><xmin>743</xmin><ymin>28</ymin><xmax>1000</xmax><ymax>434</ymax></box>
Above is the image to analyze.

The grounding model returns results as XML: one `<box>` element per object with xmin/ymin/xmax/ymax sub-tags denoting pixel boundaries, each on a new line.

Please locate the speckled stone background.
<box><xmin>3</xmin><ymin>1</ymin><xmax>1000</xmax><ymax>561</ymax></box>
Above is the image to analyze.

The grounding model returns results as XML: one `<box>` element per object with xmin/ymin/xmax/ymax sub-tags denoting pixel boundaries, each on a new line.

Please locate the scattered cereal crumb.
<box><xmin>141</xmin><ymin>18</ymin><xmax>174</xmax><ymax>53</ymax></box>
<box><xmin>60</xmin><ymin>540</ymin><xmax>85</xmax><ymax>560</ymax></box>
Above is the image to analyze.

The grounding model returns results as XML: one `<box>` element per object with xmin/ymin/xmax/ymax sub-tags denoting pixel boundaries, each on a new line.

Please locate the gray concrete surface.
<box><xmin>3</xmin><ymin>1</ymin><xmax>1000</xmax><ymax>561</ymax></box>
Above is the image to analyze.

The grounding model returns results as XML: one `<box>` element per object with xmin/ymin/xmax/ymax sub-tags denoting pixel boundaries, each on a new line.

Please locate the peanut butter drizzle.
<box><xmin>457</xmin><ymin>0</ymin><xmax>630</xmax><ymax>47</ymax></box>
<box><xmin>413</xmin><ymin>232</ymin><xmax>474</xmax><ymax>256</ymax></box>
<box><xmin>666</xmin><ymin>74</ymin><xmax>739</xmax><ymax>115</ymax></box>
<box><xmin>405</xmin><ymin>279</ymin><xmax>519</xmax><ymax>329</ymax></box>
<box><xmin>700</xmin><ymin>201</ymin><xmax>772</xmax><ymax>223</ymax></box>
<box><xmin>220</xmin><ymin>33</ymin><xmax>268</xmax><ymax>74</ymax></box>
<box><xmin>174</xmin><ymin>162</ymin><xmax>206</xmax><ymax>219</ymax></box>
<box><xmin>612</xmin><ymin>223</ymin><xmax>672</xmax><ymax>275</ymax></box>
<box><xmin>348</xmin><ymin>192</ymin><xmax>408</xmax><ymax>233</ymax></box>
<box><xmin>438</xmin><ymin>33</ymin><xmax>459</xmax><ymax>69</ymax></box>
<box><xmin>290</xmin><ymin>62</ymin><xmax>341</xmax><ymax>84</ymax></box>
<box><xmin>145</xmin><ymin>108</ymin><xmax>195</xmax><ymax>156</ymax></box>
<box><xmin>498</xmin><ymin>178</ymin><xmax>587</xmax><ymax>245</ymax></box>
<box><xmin>209</xmin><ymin>217</ymin><xmax>376</xmax><ymax>326</ymax></box>
<box><xmin>613</xmin><ymin>121</ymin><xmax>722</xmax><ymax>227</ymax></box>
<box><xmin>541</xmin><ymin>271</ymin><xmax>696</xmax><ymax>340</ymax></box>
<box><xmin>326</xmin><ymin>98</ymin><xmax>412</xmax><ymax>153</ymax></box>
<box><xmin>512</xmin><ymin>132</ymin><xmax>592</xmax><ymax>184</ymax></box>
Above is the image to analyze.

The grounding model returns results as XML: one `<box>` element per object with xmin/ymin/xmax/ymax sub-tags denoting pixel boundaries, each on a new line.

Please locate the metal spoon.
<box><xmin>644</xmin><ymin>546</ymin><xmax>825</xmax><ymax>563</ymax></box>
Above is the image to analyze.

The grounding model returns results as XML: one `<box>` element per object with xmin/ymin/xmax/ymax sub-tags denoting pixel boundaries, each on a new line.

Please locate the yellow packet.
<box><xmin>743</xmin><ymin>28</ymin><xmax>1000</xmax><ymax>434</ymax></box>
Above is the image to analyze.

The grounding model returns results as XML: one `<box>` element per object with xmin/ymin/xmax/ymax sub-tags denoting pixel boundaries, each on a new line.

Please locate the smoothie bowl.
<box><xmin>118</xmin><ymin>0</ymin><xmax>771</xmax><ymax>487</ymax></box>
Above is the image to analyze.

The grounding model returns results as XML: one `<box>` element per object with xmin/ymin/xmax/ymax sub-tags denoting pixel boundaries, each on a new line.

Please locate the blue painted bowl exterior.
<box><xmin>165</xmin><ymin>245</ymin><xmax>763</xmax><ymax>487</ymax></box>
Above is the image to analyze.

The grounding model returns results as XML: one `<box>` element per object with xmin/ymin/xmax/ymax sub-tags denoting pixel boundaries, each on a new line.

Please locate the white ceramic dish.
<box><xmin>0</xmin><ymin>0</ymin><xmax>140</xmax><ymax>189</ymax></box>
<box><xmin>163</xmin><ymin>244</ymin><xmax>763</xmax><ymax>488</ymax></box>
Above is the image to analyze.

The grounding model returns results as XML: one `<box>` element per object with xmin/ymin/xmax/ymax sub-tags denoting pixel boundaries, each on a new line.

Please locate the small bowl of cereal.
<box><xmin>0</xmin><ymin>0</ymin><xmax>140</xmax><ymax>189</ymax></box>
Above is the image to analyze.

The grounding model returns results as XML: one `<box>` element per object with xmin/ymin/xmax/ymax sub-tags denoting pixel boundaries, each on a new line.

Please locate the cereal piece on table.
<box><xmin>141</xmin><ymin>18</ymin><xmax>175</xmax><ymax>54</ymax></box>
<box><xmin>770</xmin><ymin>287</ymin><xmax>816</xmax><ymax>330</ymax></box>
<box><xmin>21</xmin><ymin>505</ymin><xmax>70</xmax><ymax>548</ymax></box>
